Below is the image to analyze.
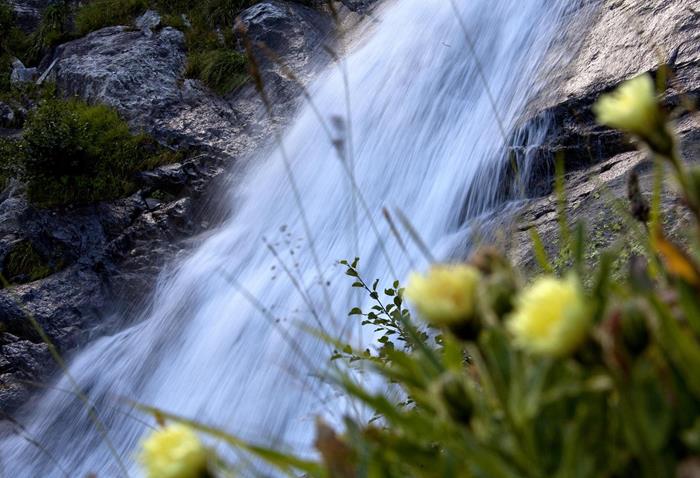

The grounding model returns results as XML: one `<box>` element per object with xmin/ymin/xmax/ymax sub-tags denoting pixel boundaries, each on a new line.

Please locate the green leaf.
<box><xmin>348</xmin><ymin>307</ymin><xmax>362</xmax><ymax>316</ymax></box>
<box><xmin>529</xmin><ymin>227</ymin><xmax>553</xmax><ymax>273</ymax></box>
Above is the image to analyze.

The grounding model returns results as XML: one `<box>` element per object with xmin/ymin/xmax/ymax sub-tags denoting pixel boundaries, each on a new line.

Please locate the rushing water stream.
<box><xmin>2</xmin><ymin>0</ymin><xmax>590</xmax><ymax>475</ymax></box>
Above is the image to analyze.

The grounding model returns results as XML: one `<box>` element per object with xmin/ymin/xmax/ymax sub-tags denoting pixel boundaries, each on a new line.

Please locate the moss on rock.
<box><xmin>3</xmin><ymin>241</ymin><xmax>52</xmax><ymax>284</ymax></box>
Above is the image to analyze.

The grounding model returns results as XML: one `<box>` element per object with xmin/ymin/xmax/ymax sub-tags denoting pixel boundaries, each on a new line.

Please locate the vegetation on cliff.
<box><xmin>0</xmin><ymin>99</ymin><xmax>177</xmax><ymax>206</ymax></box>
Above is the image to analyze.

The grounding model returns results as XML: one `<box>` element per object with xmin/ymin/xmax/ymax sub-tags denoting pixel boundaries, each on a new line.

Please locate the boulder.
<box><xmin>9</xmin><ymin>58</ymin><xmax>38</xmax><ymax>85</ymax></box>
<box><xmin>0</xmin><ymin>102</ymin><xmax>15</xmax><ymax>128</ymax></box>
<box><xmin>45</xmin><ymin>25</ymin><xmax>192</xmax><ymax>141</ymax></box>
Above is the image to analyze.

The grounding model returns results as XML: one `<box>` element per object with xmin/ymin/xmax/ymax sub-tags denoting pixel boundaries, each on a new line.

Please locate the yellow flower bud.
<box><xmin>139</xmin><ymin>424</ymin><xmax>209</xmax><ymax>478</ymax></box>
<box><xmin>405</xmin><ymin>264</ymin><xmax>481</xmax><ymax>330</ymax></box>
<box><xmin>593</xmin><ymin>74</ymin><xmax>673</xmax><ymax>156</ymax></box>
<box><xmin>507</xmin><ymin>275</ymin><xmax>590</xmax><ymax>357</ymax></box>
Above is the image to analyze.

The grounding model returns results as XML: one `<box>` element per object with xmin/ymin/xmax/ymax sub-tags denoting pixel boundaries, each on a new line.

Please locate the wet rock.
<box><xmin>236</xmin><ymin>0</ymin><xmax>333</xmax><ymax>102</ymax></box>
<box><xmin>508</xmin><ymin>118</ymin><xmax>699</xmax><ymax>272</ymax></box>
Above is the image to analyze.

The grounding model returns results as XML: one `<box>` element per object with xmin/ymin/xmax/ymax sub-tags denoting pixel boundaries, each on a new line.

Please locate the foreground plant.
<box><xmin>134</xmin><ymin>70</ymin><xmax>700</xmax><ymax>477</ymax></box>
<box><xmin>140</xmin><ymin>424</ymin><xmax>211</xmax><ymax>478</ymax></box>
<box><xmin>507</xmin><ymin>274</ymin><xmax>590</xmax><ymax>357</ymax></box>
<box><xmin>405</xmin><ymin>264</ymin><xmax>481</xmax><ymax>339</ymax></box>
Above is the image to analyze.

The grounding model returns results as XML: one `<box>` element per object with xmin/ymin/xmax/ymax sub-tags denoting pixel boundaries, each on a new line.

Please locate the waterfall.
<box><xmin>1</xmin><ymin>0</ymin><xmax>588</xmax><ymax>475</ymax></box>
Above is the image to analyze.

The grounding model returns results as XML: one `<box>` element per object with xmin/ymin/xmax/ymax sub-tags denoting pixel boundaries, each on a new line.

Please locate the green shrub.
<box><xmin>19</xmin><ymin>99</ymin><xmax>156</xmax><ymax>206</ymax></box>
<box><xmin>74</xmin><ymin>0</ymin><xmax>148</xmax><ymax>36</ymax></box>
<box><xmin>0</xmin><ymin>0</ymin><xmax>13</xmax><ymax>42</ymax></box>
<box><xmin>185</xmin><ymin>49</ymin><xmax>248</xmax><ymax>95</ymax></box>
<box><xmin>26</xmin><ymin>1</ymin><xmax>71</xmax><ymax>64</ymax></box>
<box><xmin>201</xmin><ymin>0</ymin><xmax>255</xmax><ymax>27</ymax></box>
<box><xmin>153</xmin><ymin>0</ymin><xmax>254</xmax><ymax>28</ymax></box>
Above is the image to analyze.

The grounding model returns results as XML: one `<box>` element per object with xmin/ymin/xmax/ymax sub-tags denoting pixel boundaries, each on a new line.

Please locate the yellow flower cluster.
<box><xmin>593</xmin><ymin>74</ymin><xmax>673</xmax><ymax>156</ymax></box>
<box><xmin>139</xmin><ymin>424</ymin><xmax>209</xmax><ymax>478</ymax></box>
<box><xmin>507</xmin><ymin>275</ymin><xmax>590</xmax><ymax>357</ymax></box>
<box><xmin>405</xmin><ymin>264</ymin><xmax>480</xmax><ymax>327</ymax></box>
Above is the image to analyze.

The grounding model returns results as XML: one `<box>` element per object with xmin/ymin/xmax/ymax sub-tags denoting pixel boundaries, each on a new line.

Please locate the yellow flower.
<box><xmin>139</xmin><ymin>424</ymin><xmax>209</xmax><ymax>478</ymax></box>
<box><xmin>405</xmin><ymin>264</ymin><xmax>481</xmax><ymax>327</ymax></box>
<box><xmin>593</xmin><ymin>74</ymin><xmax>673</xmax><ymax>155</ymax></box>
<box><xmin>507</xmin><ymin>275</ymin><xmax>590</xmax><ymax>357</ymax></box>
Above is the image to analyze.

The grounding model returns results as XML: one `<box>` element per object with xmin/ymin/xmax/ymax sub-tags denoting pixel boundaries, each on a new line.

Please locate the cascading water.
<box><xmin>1</xmin><ymin>0</ymin><xmax>590</xmax><ymax>475</ymax></box>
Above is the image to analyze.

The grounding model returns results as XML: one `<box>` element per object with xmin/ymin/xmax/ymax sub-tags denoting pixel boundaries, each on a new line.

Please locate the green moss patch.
<box><xmin>3</xmin><ymin>241</ymin><xmax>52</xmax><ymax>284</ymax></box>
<box><xmin>74</xmin><ymin>0</ymin><xmax>149</xmax><ymax>37</ymax></box>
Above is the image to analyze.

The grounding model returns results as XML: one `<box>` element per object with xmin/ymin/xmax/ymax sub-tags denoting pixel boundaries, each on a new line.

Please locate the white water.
<box><xmin>2</xmin><ymin>0</ymin><xmax>586</xmax><ymax>475</ymax></box>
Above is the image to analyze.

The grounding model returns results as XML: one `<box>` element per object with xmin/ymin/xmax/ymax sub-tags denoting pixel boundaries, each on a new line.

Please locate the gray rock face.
<box><xmin>0</xmin><ymin>170</ymin><xmax>217</xmax><ymax>410</ymax></box>
<box><xmin>47</xmin><ymin>25</ymin><xmax>192</xmax><ymax>142</ymax></box>
<box><xmin>552</xmin><ymin>0</ymin><xmax>699</xmax><ymax>104</ymax></box>
<box><xmin>507</xmin><ymin>0</ymin><xmax>700</xmax><ymax>268</ymax></box>
<box><xmin>0</xmin><ymin>335</ymin><xmax>50</xmax><ymax>411</ymax></box>
<box><xmin>524</xmin><ymin>0</ymin><xmax>700</xmax><ymax>172</ymax></box>
<box><xmin>42</xmin><ymin>0</ymin><xmax>332</xmax><ymax>155</ymax></box>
